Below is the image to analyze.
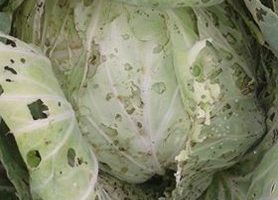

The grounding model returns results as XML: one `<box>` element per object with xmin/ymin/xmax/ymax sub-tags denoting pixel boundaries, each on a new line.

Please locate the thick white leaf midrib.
<box><xmin>140</xmin><ymin>42</ymin><xmax>164</xmax><ymax>174</ymax></box>
<box><xmin>32</xmin><ymin>120</ymin><xmax>98</xmax><ymax>199</ymax></box>
<box><xmin>13</xmin><ymin>111</ymin><xmax>74</xmax><ymax>135</ymax></box>
<box><xmin>0</xmin><ymin>94</ymin><xmax>69</xmax><ymax>106</ymax></box>
<box><xmin>15</xmin><ymin>75</ymin><xmax>62</xmax><ymax>96</ymax></box>
<box><xmin>0</xmin><ymin>48</ymin><xmax>50</xmax><ymax>63</ymax></box>
<box><xmin>154</xmin><ymin>87</ymin><xmax>179</xmax><ymax>140</ymax></box>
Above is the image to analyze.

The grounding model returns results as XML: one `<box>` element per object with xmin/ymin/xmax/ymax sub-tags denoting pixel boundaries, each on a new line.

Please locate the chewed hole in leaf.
<box><xmin>256</xmin><ymin>8</ymin><xmax>267</xmax><ymax>21</ymax></box>
<box><xmin>27</xmin><ymin>150</ymin><xmax>41</xmax><ymax>168</ymax></box>
<box><xmin>20</xmin><ymin>58</ymin><xmax>26</xmax><ymax>64</ymax></box>
<box><xmin>77</xmin><ymin>157</ymin><xmax>87</xmax><ymax>165</ymax></box>
<box><xmin>100</xmin><ymin>124</ymin><xmax>118</xmax><ymax>137</ymax></box>
<box><xmin>5</xmin><ymin>79</ymin><xmax>13</xmax><ymax>82</ymax></box>
<box><xmin>101</xmin><ymin>162</ymin><xmax>112</xmax><ymax>171</ymax></box>
<box><xmin>67</xmin><ymin>148</ymin><xmax>76</xmax><ymax>167</ymax></box>
<box><xmin>270</xmin><ymin>112</ymin><xmax>275</xmax><ymax>121</ymax></box>
<box><xmin>27</xmin><ymin>99</ymin><xmax>49</xmax><ymax>120</ymax></box>
<box><xmin>151</xmin><ymin>82</ymin><xmax>166</xmax><ymax>94</ymax></box>
<box><xmin>6</xmin><ymin>39</ymin><xmax>16</xmax><ymax>47</ymax></box>
<box><xmin>115</xmin><ymin>114</ymin><xmax>122</xmax><ymax>121</ymax></box>
<box><xmin>4</xmin><ymin>66</ymin><xmax>17</xmax><ymax>75</ymax></box>
<box><xmin>0</xmin><ymin>85</ymin><xmax>3</xmax><ymax>96</ymax></box>
<box><xmin>271</xmin><ymin>183</ymin><xmax>276</xmax><ymax>194</ymax></box>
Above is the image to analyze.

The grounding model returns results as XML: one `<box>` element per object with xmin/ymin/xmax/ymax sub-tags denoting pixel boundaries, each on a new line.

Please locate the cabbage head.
<box><xmin>14</xmin><ymin>0</ymin><xmax>266</xmax><ymax>199</ymax></box>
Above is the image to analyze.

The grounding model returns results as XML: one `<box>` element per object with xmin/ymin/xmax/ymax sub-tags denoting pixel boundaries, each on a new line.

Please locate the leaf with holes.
<box><xmin>169</xmin><ymin>3</ymin><xmax>265</xmax><ymax>199</ymax></box>
<box><xmin>0</xmin><ymin>33</ymin><xmax>98</xmax><ymax>200</ymax></box>
<box><xmin>243</xmin><ymin>0</ymin><xmax>278</xmax><ymax>56</ymax></box>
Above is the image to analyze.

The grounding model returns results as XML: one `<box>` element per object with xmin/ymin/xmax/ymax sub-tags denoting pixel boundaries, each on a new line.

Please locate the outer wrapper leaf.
<box><xmin>245</xmin><ymin>45</ymin><xmax>278</xmax><ymax>200</ymax></box>
<box><xmin>171</xmin><ymin>3</ymin><xmax>265</xmax><ymax>200</ymax></box>
<box><xmin>0</xmin><ymin>34</ymin><xmax>98</xmax><ymax>200</ymax></box>
<box><xmin>197</xmin><ymin>132</ymin><xmax>269</xmax><ymax>200</ymax></box>
<box><xmin>244</xmin><ymin>0</ymin><xmax>278</xmax><ymax>56</ymax></box>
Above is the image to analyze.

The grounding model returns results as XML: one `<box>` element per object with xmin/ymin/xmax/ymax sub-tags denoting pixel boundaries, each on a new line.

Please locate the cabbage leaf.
<box><xmin>0</xmin><ymin>33</ymin><xmax>98</xmax><ymax>200</ymax></box>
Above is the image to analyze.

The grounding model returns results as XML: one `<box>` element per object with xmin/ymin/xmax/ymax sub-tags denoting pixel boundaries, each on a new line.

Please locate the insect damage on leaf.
<box><xmin>27</xmin><ymin>99</ymin><xmax>49</xmax><ymax>120</ymax></box>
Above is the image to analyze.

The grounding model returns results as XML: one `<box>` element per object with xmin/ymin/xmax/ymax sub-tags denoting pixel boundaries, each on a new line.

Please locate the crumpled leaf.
<box><xmin>245</xmin><ymin>45</ymin><xmax>278</xmax><ymax>200</ymax></box>
<box><xmin>197</xmin><ymin>143</ymin><xmax>264</xmax><ymax>200</ymax></box>
<box><xmin>0</xmin><ymin>33</ymin><xmax>98</xmax><ymax>200</ymax></box>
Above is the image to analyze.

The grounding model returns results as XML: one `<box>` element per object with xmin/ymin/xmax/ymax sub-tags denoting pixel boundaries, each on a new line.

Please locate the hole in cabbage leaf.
<box><xmin>4</xmin><ymin>66</ymin><xmax>17</xmax><ymax>75</ymax></box>
<box><xmin>27</xmin><ymin>150</ymin><xmax>41</xmax><ymax>168</ymax></box>
<box><xmin>6</xmin><ymin>39</ymin><xmax>16</xmax><ymax>47</ymax></box>
<box><xmin>77</xmin><ymin>157</ymin><xmax>87</xmax><ymax>165</ymax></box>
<box><xmin>256</xmin><ymin>8</ymin><xmax>267</xmax><ymax>21</ymax></box>
<box><xmin>27</xmin><ymin>99</ymin><xmax>49</xmax><ymax>120</ymax></box>
<box><xmin>270</xmin><ymin>112</ymin><xmax>275</xmax><ymax>121</ymax></box>
<box><xmin>137</xmin><ymin>122</ymin><xmax>142</xmax><ymax>128</ymax></box>
<box><xmin>20</xmin><ymin>58</ymin><xmax>26</xmax><ymax>64</ymax></box>
<box><xmin>67</xmin><ymin>148</ymin><xmax>76</xmax><ymax>167</ymax></box>
<box><xmin>5</xmin><ymin>79</ymin><xmax>12</xmax><ymax>82</ymax></box>
<box><xmin>0</xmin><ymin>85</ymin><xmax>3</xmax><ymax>96</ymax></box>
<box><xmin>101</xmin><ymin>162</ymin><xmax>112</xmax><ymax>171</ymax></box>
<box><xmin>271</xmin><ymin>183</ymin><xmax>276</xmax><ymax>194</ymax></box>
